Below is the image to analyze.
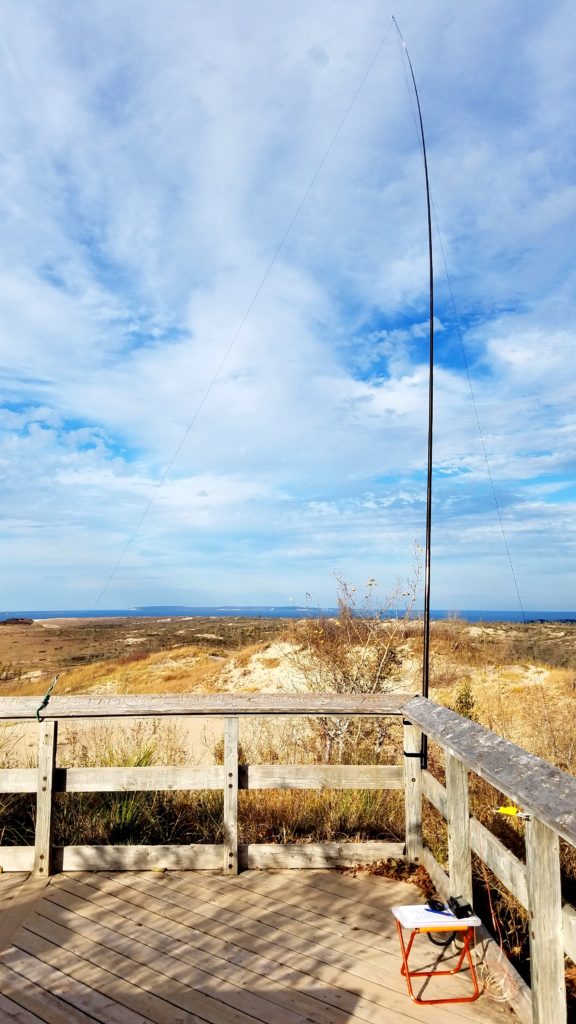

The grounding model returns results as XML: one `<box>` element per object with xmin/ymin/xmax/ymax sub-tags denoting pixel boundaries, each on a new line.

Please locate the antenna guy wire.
<box><xmin>94</xmin><ymin>22</ymin><xmax>393</xmax><ymax>608</ymax></box>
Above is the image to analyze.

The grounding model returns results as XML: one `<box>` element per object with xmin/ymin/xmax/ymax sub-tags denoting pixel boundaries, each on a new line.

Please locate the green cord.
<box><xmin>36</xmin><ymin>675</ymin><xmax>59</xmax><ymax>722</ymax></box>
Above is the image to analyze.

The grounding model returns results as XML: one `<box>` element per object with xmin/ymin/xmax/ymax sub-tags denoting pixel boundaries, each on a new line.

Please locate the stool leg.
<box><xmin>396</xmin><ymin>924</ymin><xmax>480</xmax><ymax>1005</ymax></box>
<box><xmin>464</xmin><ymin>934</ymin><xmax>480</xmax><ymax>1000</ymax></box>
<box><xmin>446</xmin><ymin>929</ymin><xmax>480</xmax><ymax>995</ymax></box>
<box><xmin>396</xmin><ymin>921</ymin><xmax>419</xmax><ymax>1000</ymax></box>
<box><xmin>447</xmin><ymin>931</ymin><xmax>472</xmax><ymax>974</ymax></box>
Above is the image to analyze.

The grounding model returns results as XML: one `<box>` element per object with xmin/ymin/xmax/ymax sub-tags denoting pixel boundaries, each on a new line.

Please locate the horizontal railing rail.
<box><xmin>0</xmin><ymin>692</ymin><xmax>411</xmax><ymax>719</ymax></box>
<box><xmin>0</xmin><ymin>763</ymin><xmax>404</xmax><ymax>794</ymax></box>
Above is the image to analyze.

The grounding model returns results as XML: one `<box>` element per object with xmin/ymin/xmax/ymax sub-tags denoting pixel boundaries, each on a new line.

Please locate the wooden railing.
<box><xmin>0</xmin><ymin>693</ymin><xmax>409</xmax><ymax>876</ymax></box>
<box><xmin>402</xmin><ymin>695</ymin><xmax>576</xmax><ymax>1024</ymax></box>
<box><xmin>1</xmin><ymin>691</ymin><xmax>575</xmax><ymax>1023</ymax></box>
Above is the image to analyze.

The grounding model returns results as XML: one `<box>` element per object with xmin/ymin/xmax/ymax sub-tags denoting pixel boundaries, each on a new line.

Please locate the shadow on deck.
<box><xmin>0</xmin><ymin>869</ymin><xmax>515</xmax><ymax>1023</ymax></box>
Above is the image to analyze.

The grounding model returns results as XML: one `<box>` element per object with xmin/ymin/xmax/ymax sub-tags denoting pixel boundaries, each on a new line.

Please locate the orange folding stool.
<box><xmin>392</xmin><ymin>904</ymin><xmax>481</xmax><ymax>1005</ymax></box>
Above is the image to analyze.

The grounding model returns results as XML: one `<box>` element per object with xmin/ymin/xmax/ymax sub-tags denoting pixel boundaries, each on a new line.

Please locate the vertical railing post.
<box><xmin>440</xmin><ymin>753</ymin><xmax>469</xmax><ymax>905</ymax></box>
<box><xmin>525</xmin><ymin>817</ymin><xmax>567</xmax><ymax>1024</ymax></box>
<box><xmin>223</xmin><ymin>717</ymin><xmax>239</xmax><ymax>875</ymax></box>
<box><xmin>403</xmin><ymin>721</ymin><xmax>422</xmax><ymax>862</ymax></box>
<box><xmin>34</xmin><ymin>720</ymin><xmax>57</xmax><ymax>878</ymax></box>
<box><xmin>445</xmin><ymin>751</ymin><xmax>472</xmax><ymax>904</ymax></box>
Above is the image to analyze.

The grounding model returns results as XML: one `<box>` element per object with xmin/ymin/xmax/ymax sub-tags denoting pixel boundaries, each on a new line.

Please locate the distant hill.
<box><xmin>131</xmin><ymin>605</ymin><xmax>317</xmax><ymax>615</ymax></box>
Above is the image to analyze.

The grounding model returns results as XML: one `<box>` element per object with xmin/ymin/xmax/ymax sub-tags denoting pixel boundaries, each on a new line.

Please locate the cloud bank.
<box><xmin>0</xmin><ymin>0</ymin><xmax>575</xmax><ymax>609</ymax></box>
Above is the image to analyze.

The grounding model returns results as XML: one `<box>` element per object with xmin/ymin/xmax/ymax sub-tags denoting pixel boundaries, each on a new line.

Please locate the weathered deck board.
<box><xmin>0</xmin><ymin>962</ymin><xmax>116</xmax><ymax>1024</ymax></box>
<box><xmin>0</xmin><ymin>873</ymin><xmax>49</xmax><ymax>955</ymax></box>
<box><xmin>99</xmin><ymin>870</ymin><xmax>402</xmax><ymax>979</ymax></box>
<box><xmin>0</xmin><ymin>871</ymin><xmax>516</xmax><ymax>1024</ymax></box>
<box><xmin>32</xmin><ymin>890</ymin><xmax>370</xmax><ymax>1024</ymax></box>
<box><xmin>53</xmin><ymin>874</ymin><xmax>395</xmax><ymax>1024</ymax></box>
<box><xmin>98</xmin><ymin>871</ymin><xmax>513</xmax><ymax>1020</ymax></box>
<box><xmin>108</xmin><ymin>870</ymin><xmax>392</xmax><ymax>966</ymax></box>
<box><xmin>168</xmin><ymin>869</ymin><xmax>403</xmax><ymax>951</ymax></box>
<box><xmin>0</xmin><ymin>987</ymin><xmax>46</xmax><ymax>1024</ymax></box>
<box><xmin>0</xmin><ymin>872</ymin><xmax>31</xmax><ymax>901</ymax></box>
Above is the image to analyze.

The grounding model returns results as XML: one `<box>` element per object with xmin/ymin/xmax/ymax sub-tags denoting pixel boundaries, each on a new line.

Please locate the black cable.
<box><xmin>428</xmin><ymin>929</ymin><xmax>456</xmax><ymax>947</ymax></box>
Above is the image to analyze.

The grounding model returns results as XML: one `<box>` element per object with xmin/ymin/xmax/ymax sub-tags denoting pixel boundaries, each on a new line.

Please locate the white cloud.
<box><xmin>0</xmin><ymin>1</ymin><xmax>574</xmax><ymax>609</ymax></box>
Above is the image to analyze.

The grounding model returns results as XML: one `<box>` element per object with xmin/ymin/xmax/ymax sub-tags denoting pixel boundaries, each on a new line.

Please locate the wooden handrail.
<box><xmin>0</xmin><ymin>692</ymin><xmax>414</xmax><ymax>720</ymax></box>
<box><xmin>404</xmin><ymin>694</ymin><xmax>576</xmax><ymax>847</ymax></box>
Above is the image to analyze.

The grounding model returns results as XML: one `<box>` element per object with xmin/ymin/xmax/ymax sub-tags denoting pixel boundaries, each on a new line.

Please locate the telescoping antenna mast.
<box><xmin>392</xmin><ymin>17</ymin><xmax>434</xmax><ymax>769</ymax></box>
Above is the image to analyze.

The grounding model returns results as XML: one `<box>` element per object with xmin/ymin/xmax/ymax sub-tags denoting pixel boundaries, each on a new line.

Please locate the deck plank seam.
<box><xmin>36</xmin><ymin>898</ymin><xmax>384</xmax><ymax>1024</ymax></box>
<box><xmin>47</xmin><ymin>875</ymin><xmax>404</xmax><ymax>1022</ymax></box>
<box><xmin>1</xmin><ymin>872</ymin><xmax>514</xmax><ymax>1024</ymax></box>
<box><xmin>122</xmin><ymin>868</ymin><xmax>397</xmax><ymax>954</ymax></box>
<box><xmin>95</xmin><ymin>871</ymin><xmax>400</xmax><ymax>972</ymax></box>
<box><xmin>86</xmin><ymin>874</ymin><xmax>493</xmax><ymax>1023</ymax></box>
<box><xmin>32</xmin><ymin>899</ymin><xmax>349</xmax><ymax>1024</ymax></box>
<box><xmin>19</xmin><ymin>910</ymin><xmax>299</xmax><ymax>1024</ymax></box>
<box><xmin>0</xmin><ymin>955</ymin><xmax>126</xmax><ymax>1024</ymax></box>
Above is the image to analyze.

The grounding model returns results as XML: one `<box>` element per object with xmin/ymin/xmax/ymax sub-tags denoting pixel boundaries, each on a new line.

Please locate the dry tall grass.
<box><xmin>2</xmin><ymin>645</ymin><xmax>226</xmax><ymax>697</ymax></box>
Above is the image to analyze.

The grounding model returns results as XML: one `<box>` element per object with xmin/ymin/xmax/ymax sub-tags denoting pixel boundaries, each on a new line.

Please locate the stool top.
<box><xmin>392</xmin><ymin>904</ymin><xmax>481</xmax><ymax>930</ymax></box>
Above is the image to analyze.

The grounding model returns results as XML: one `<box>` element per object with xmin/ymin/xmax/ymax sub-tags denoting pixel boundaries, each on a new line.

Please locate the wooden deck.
<box><xmin>0</xmin><ymin>869</ymin><xmax>516</xmax><ymax>1023</ymax></box>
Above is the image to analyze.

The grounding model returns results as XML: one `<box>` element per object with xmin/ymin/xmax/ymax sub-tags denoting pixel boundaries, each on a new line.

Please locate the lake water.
<box><xmin>1</xmin><ymin>606</ymin><xmax>575</xmax><ymax>623</ymax></box>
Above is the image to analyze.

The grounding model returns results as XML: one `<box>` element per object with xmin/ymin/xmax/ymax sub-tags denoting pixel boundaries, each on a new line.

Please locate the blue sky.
<box><xmin>0</xmin><ymin>1</ymin><xmax>575</xmax><ymax>611</ymax></box>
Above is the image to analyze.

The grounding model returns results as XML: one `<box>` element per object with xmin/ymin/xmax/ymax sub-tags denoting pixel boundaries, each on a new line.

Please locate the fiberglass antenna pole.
<box><xmin>392</xmin><ymin>17</ymin><xmax>434</xmax><ymax>769</ymax></box>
